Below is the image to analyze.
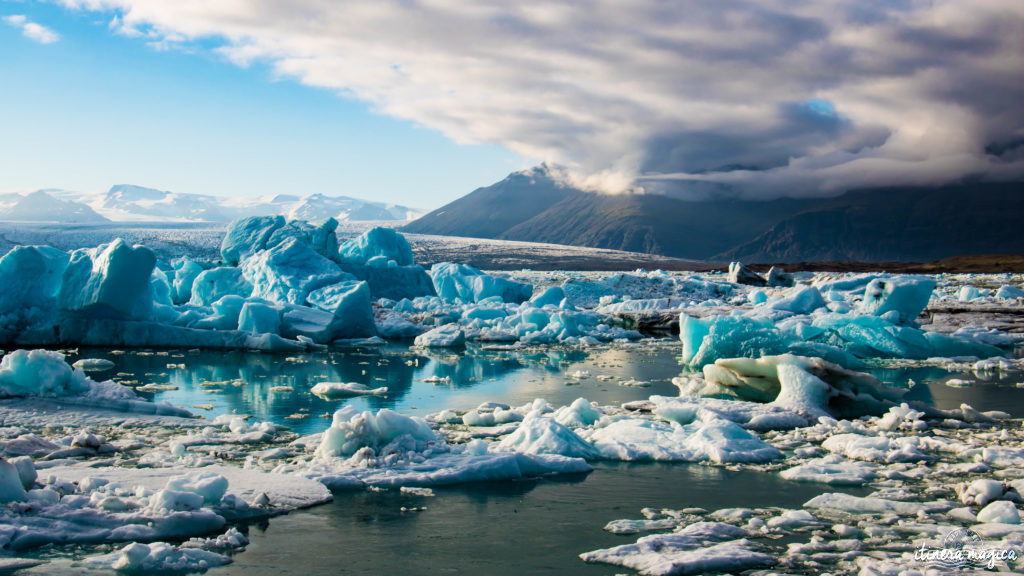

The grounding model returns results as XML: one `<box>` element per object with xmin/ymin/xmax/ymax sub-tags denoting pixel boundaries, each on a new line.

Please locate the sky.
<box><xmin>2</xmin><ymin>0</ymin><xmax>1022</xmax><ymax>209</ymax></box>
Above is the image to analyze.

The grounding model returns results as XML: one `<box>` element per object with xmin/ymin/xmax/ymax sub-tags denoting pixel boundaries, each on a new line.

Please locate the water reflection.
<box><xmin>66</xmin><ymin>342</ymin><xmax>1024</xmax><ymax>435</ymax></box>
<box><xmin>67</xmin><ymin>343</ymin><xmax>682</xmax><ymax>434</ymax></box>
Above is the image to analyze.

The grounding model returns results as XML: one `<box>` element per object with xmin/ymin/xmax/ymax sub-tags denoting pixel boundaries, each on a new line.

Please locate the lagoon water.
<box><xmin>50</xmin><ymin>343</ymin><xmax>1024</xmax><ymax>574</ymax></box>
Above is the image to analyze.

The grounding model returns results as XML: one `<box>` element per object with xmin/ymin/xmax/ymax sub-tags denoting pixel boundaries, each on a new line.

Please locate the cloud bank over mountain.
<box><xmin>60</xmin><ymin>0</ymin><xmax>1024</xmax><ymax>197</ymax></box>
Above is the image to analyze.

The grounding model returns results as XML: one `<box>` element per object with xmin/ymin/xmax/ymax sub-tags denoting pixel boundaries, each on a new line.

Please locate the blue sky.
<box><xmin>0</xmin><ymin>2</ymin><xmax>522</xmax><ymax>209</ymax></box>
<box><xmin>2</xmin><ymin>1</ymin><xmax>1020</xmax><ymax>206</ymax></box>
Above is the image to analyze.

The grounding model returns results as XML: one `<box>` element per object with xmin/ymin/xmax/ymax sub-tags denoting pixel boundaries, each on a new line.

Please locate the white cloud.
<box><xmin>57</xmin><ymin>0</ymin><xmax>1024</xmax><ymax>197</ymax></box>
<box><xmin>4</xmin><ymin>13</ymin><xmax>60</xmax><ymax>43</ymax></box>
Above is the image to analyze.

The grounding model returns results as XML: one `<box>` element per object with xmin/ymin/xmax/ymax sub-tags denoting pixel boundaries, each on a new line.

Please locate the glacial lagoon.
<box><xmin>17</xmin><ymin>341</ymin><xmax>1021</xmax><ymax>575</ymax></box>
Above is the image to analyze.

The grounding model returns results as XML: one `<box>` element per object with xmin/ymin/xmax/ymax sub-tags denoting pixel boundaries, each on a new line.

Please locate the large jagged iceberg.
<box><xmin>58</xmin><ymin>239</ymin><xmax>157</xmax><ymax>321</ymax></box>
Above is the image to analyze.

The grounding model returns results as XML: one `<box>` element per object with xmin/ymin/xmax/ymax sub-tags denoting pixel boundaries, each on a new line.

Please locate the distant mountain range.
<box><xmin>403</xmin><ymin>166</ymin><xmax>1024</xmax><ymax>263</ymax></box>
<box><xmin>0</xmin><ymin>185</ymin><xmax>422</xmax><ymax>224</ymax></box>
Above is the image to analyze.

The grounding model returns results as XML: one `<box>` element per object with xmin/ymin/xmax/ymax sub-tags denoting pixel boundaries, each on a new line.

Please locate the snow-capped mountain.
<box><xmin>0</xmin><ymin>190</ymin><xmax>110</xmax><ymax>223</ymax></box>
<box><xmin>0</xmin><ymin>185</ymin><xmax>422</xmax><ymax>223</ymax></box>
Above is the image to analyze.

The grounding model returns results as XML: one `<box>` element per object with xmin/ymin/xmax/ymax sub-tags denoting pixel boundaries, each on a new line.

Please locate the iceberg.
<box><xmin>430</xmin><ymin>262</ymin><xmax>532</xmax><ymax>303</ymax></box>
<box><xmin>58</xmin><ymin>239</ymin><xmax>157</xmax><ymax>321</ymax></box>
<box><xmin>338</xmin><ymin>226</ymin><xmax>414</xmax><ymax>266</ymax></box>
<box><xmin>701</xmin><ymin>354</ymin><xmax>908</xmax><ymax>418</ymax></box>
<box><xmin>414</xmin><ymin>323</ymin><xmax>466</xmax><ymax>348</ymax></box>
<box><xmin>221</xmin><ymin>216</ymin><xmax>340</xmax><ymax>266</ymax></box>
<box><xmin>310</xmin><ymin>381</ymin><xmax>387</xmax><ymax>398</ymax></box>
<box><xmin>220</xmin><ymin>215</ymin><xmax>285</xmax><ymax>266</ymax></box>
<box><xmin>583</xmin><ymin>416</ymin><xmax>781</xmax><ymax>463</ymax></box>
<box><xmin>0</xmin><ymin>245</ymin><xmax>69</xmax><ymax>323</ymax></box>
<box><xmin>496</xmin><ymin>412</ymin><xmax>599</xmax><ymax>459</ymax></box>
<box><xmin>306</xmin><ymin>281</ymin><xmax>376</xmax><ymax>339</ymax></box>
<box><xmin>170</xmin><ymin>257</ymin><xmax>204</xmax><ymax>304</ymax></box>
<box><xmin>188</xmin><ymin>267</ymin><xmax>253</xmax><ymax>306</ymax></box>
<box><xmin>727</xmin><ymin>262</ymin><xmax>766</xmax><ymax>286</ymax></box>
<box><xmin>857</xmin><ymin>276</ymin><xmax>935</xmax><ymax>325</ymax></box>
<box><xmin>242</xmin><ymin>237</ymin><xmax>351</xmax><ymax>306</ymax></box>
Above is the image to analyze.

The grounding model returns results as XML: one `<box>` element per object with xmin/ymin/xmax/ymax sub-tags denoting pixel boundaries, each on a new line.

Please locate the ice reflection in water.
<box><xmin>67</xmin><ymin>342</ymin><xmax>1024</xmax><ymax>437</ymax></box>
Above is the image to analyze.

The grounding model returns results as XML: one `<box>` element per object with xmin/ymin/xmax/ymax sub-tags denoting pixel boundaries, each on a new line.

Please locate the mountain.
<box><xmin>25</xmin><ymin>185</ymin><xmax>426</xmax><ymax>223</ymax></box>
<box><xmin>403</xmin><ymin>167</ymin><xmax>575</xmax><ymax>238</ymax></box>
<box><xmin>404</xmin><ymin>166</ymin><xmax>815</xmax><ymax>260</ymax></box>
<box><xmin>716</xmin><ymin>181</ymin><xmax>1024</xmax><ymax>263</ymax></box>
<box><xmin>0</xmin><ymin>190</ymin><xmax>109</xmax><ymax>223</ymax></box>
<box><xmin>404</xmin><ymin>166</ymin><xmax>1024</xmax><ymax>262</ymax></box>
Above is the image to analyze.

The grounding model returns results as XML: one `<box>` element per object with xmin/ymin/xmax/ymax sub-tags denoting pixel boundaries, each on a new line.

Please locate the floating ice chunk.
<box><xmin>858</xmin><ymin>276</ymin><xmax>935</xmax><ymax>325</ymax></box>
<box><xmin>767</xmin><ymin>285</ymin><xmax>826</xmax><ymax>314</ymax></box>
<box><xmin>579</xmin><ymin>522</ymin><xmax>774</xmax><ymax>576</ymax></box>
<box><xmin>58</xmin><ymin>239</ymin><xmax>157</xmax><ymax>321</ymax></box>
<box><xmin>73</xmin><ymin>358</ymin><xmax>115</xmax><ymax>372</ymax></box>
<box><xmin>242</xmin><ymin>238</ymin><xmax>351</xmax><ymax>306</ymax></box>
<box><xmin>604</xmin><ymin>518</ymin><xmax>678</xmax><ymax>535</ymax></box>
<box><xmin>306</xmin><ymin>281</ymin><xmax>376</xmax><ymax>339</ymax></box>
<box><xmin>766</xmin><ymin>266</ymin><xmax>795</xmax><ymax>287</ymax></box>
<box><xmin>497</xmin><ymin>412</ymin><xmax>598</xmax><ymax>459</ymax></box>
<box><xmin>959</xmin><ymin>479</ymin><xmax>1017</xmax><ymax>506</ymax></box>
<box><xmin>780</xmin><ymin>455</ymin><xmax>877</xmax><ymax>485</ymax></box>
<box><xmin>651</xmin><ymin>395</ymin><xmax>809</xmax><ymax>431</ymax></box>
<box><xmin>585</xmin><ymin>417</ymin><xmax>780</xmax><ymax>463</ymax></box>
<box><xmin>682</xmin><ymin>418</ymin><xmax>782</xmax><ymax>463</ymax></box>
<box><xmin>400</xmin><ymin>486</ymin><xmax>435</xmax><ymax>497</ymax></box>
<box><xmin>88</xmin><ymin>541</ymin><xmax>232</xmax><ymax>573</ymax></box>
<box><xmin>414</xmin><ymin>324</ymin><xmax>466</xmax><ymax>348</ymax></box>
<box><xmin>429</xmin><ymin>263</ymin><xmax>532</xmax><ymax>303</ymax></box>
<box><xmin>316</xmin><ymin>408</ymin><xmax>437</xmax><ymax>459</ymax></box>
<box><xmin>0</xmin><ymin>458</ymin><xmax>27</xmax><ymax>502</ymax></box>
<box><xmin>301</xmin><ymin>446</ymin><xmax>590</xmax><ymax>490</ymax></box>
<box><xmin>679</xmin><ymin>314</ymin><xmax>786</xmax><ymax>368</ymax></box>
<box><xmin>703</xmin><ymin>355</ymin><xmax>907</xmax><ymax>419</ymax></box>
<box><xmin>462</xmin><ymin>403</ymin><xmax>522</xmax><ymax>426</ymax></box>
<box><xmin>553</xmin><ymin>398</ymin><xmax>602</xmax><ymax>428</ymax></box>
<box><xmin>182</xmin><ymin>527</ymin><xmax>249</xmax><ymax>552</ymax></box>
<box><xmin>586</xmin><ymin>419</ymin><xmax>690</xmax><ymax>461</ymax></box>
<box><xmin>766</xmin><ymin>509</ymin><xmax>822</xmax><ymax>529</ymax></box>
<box><xmin>996</xmin><ymin>285</ymin><xmax>1024</xmax><ymax>300</ymax></box>
<box><xmin>976</xmin><ymin>500</ymin><xmax>1021</xmax><ymax>524</ymax></box>
<box><xmin>0</xmin><ymin>245</ymin><xmax>68</xmax><ymax>319</ymax></box>
<box><xmin>958</xmin><ymin>285</ymin><xmax>986</xmax><ymax>302</ymax></box>
<box><xmin>338</xmin><ymin>227</ymin><xmax>414</xmax><ymax>266</ymax></box>
<box><xmin>728</xmin><ymin>262</ymin><xmax>766</xmax><ymax>286</ymax></box>
<box><xmin>531</xmin><ymin>286</ymin><xmax>566</xmax><ymax>308</ymax></box>
<box><xmin>747</xmin><ymin>290</ymin><xmax>768</xmax><ymax>305</ymax></box>
<box><xmin>0</xmin><ymin>349</ymin><xmax>90</xmax><ymax>398</ymax></box>
<box><xmin>165</xmin><ymin>472</ymin><xmax>229</xmax><ymax>506</ymax></box>
<box><xmin>821</xmin><ymin>433</ymin><xmax>927</xmax><ymax>463</ymax></box>
<box><xmin>188</xmin><ymin>267</ymin><xmax>253</xmax><ymax>306</ymax></box>
<box><xmin>804</xmin><ymin>492</ymin><xmax>950</xmax><ymax>515</ymax></box>
<box><xmin>0</xmin><ymin>349</ymin><xmax>192</xmax><ymax>417</ymax></box>
<box><xmin>311</xmin><ymin>381</ymin><xmax>387</xmax><ymax>398</ymax></box>
<box><xmin>10</xmin><ymin>456</ymin><xmax>36</xmax><ymax>490</ymax></box>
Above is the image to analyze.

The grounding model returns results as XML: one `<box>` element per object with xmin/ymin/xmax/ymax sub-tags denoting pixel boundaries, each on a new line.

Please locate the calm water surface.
<box><xmin>49</xmin><ymin>342</ymin><xmax>1024</xmax><ymax>574</ymax></box>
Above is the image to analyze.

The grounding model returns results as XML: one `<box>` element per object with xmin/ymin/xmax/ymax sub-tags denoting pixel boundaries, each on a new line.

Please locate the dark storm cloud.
<box><xmin>63</xmin><ymin>0</ymin><xmax>1024</xmax><ymax>195</ymax></box>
